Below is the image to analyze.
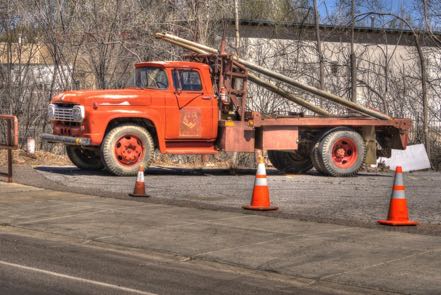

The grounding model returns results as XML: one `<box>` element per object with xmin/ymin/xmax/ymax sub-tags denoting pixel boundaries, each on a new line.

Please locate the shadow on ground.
<box><xmin>35</xmin><ymin>166</ymin><xmax>276</xmax><ymax>176</ymax></box>
<box><xmin>34</xmin><ymin>165</ymin><xmax>390</xmax><ymax>178</ymax></box>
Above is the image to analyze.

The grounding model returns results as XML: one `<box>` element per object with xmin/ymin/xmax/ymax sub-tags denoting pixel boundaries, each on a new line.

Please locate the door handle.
<box><xmin>202</xmin><ymin>96</ymin><xmax>212</xmax><ymax>100</ymax></box>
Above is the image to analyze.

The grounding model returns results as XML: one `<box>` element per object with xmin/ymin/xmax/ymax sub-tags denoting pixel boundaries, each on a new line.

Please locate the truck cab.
<box><xmin>42</xmin><ymin>61</ymin><xmax>219</xmax><ymax>175</ymax></box>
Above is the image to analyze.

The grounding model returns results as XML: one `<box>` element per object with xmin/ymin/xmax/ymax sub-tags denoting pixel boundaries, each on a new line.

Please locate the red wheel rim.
<box><xmin>114</xmin><ymin>135</ymin><xmax>144</xmax><ymax>166</ymax></box>
<box><xmin>331</xmin><ymin>137</ymin><xmax>358</xmax><ymax>168</ymax></box>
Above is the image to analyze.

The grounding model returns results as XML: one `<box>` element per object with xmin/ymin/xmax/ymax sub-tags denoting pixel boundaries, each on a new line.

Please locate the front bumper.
<box><xmin>41</xmin><ymin>133</ymin><xmax>91</xmax><ymax>146</ymax></box>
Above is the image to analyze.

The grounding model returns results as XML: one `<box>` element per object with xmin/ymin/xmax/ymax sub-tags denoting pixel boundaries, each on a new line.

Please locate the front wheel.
<box><xmin>318</xmin><ymin>129</ymin><xmax>366</xmax><ymax>177</ymax></box>
<box><xmin>101</xmin><ymin>125</ymin><xmax>154</xmax><ymax>176</ymax></box>
<box><xmin>66</xmin><ymin>146</ymin><xmax>104</xmax><ymax>170</ymax></box>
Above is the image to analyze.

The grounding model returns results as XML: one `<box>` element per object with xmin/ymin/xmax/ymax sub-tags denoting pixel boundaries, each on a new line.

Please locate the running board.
<box><xmin>164</xmin><ymin>141</ymin><xmax>217</xmax><ymax>154</ymax></box>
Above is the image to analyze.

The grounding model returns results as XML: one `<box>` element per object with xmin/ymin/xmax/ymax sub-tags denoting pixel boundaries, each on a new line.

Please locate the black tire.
<box><xmin>311</xmin><ymin>127</ymin><xmax>352</xmax><ymax>175</ymax></box>
<box><xmin>311</xmin><ymin>143</ymin><xmax>327</xmax><ymax>175</ymax></box>
<box><xmin>66</xmin><ymin>146</ymin><xmax>104</xmax><ymax>170</ymax></box>
<box><xmin>268</xmin><ymin>150</ymin><xmax>313</xmax><ymax>174</ymax></box>
<box><xmin>101</xmin><ymin>124</ymin><xmax>154</xmax><ymax>176</ymax></box>
<box><xmin>267</xmin><ymin>150</ymin><xmax>282</xmax><ymax>169</ymax></box>
<box><xmin>318</xmin><ymin>128</ymin><xmax>366</xmax><ymax>177</ymax></box>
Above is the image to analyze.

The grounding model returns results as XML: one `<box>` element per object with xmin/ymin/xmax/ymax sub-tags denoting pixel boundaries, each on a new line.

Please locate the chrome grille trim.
<box><xmin>54</xmin><ymin>106</ymin><xmax>76</xmax><ymax>122</ymax></box>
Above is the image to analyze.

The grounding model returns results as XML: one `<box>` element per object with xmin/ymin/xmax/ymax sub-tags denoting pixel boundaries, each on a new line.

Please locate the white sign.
<box><xmin>378</xmin><ymin>144</ymin><xmax>431</xmax><ymax>172</ymax></box>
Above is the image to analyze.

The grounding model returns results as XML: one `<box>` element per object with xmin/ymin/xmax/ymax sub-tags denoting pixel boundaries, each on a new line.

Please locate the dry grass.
<box><xmin>0</xmin><ymin>149</ymin><xmax>239</xmax><ymax>168</ymax></box>
<box><xmin>152</xmin><ymin>153</ymin><xmax>233</xmax><ymax>168</ymax></box>
<box><xmin>0</xmin><ymin>149</ymin><xmax>70</xmax><ymax>167</ymax></box>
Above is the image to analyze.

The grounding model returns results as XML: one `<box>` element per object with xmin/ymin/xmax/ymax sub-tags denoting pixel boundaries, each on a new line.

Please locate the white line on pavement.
<box><xmin>0</xmin><ymin>260</ymin><xmax>158</xmax><ymax>295</ymax></box>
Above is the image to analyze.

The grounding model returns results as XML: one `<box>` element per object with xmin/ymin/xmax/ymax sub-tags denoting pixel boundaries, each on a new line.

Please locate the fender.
<box><xmin>85</xmin><ymin>107</ymin><xmax>165</xmax><ymax>151</ymax></box>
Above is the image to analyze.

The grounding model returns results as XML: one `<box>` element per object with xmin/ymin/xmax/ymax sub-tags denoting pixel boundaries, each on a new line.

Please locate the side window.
<box><xmin>173</xmin><ymin>69</ymin><xmax>202</xmax><ymax>91</ymax></box>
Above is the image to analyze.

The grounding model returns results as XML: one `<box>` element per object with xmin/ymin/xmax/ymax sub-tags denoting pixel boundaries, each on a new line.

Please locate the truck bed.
<box><xmin>218</xmin><ymin>116</ymin><xmax>411</xmax><ymax>153</ymax></box>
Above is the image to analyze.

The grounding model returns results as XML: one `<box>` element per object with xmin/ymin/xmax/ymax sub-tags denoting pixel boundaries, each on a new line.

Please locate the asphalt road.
<box><xmin>2</xmin><ymin>181</ymin><xmax>441</xmax><ymax>294</ymax></box>
<box><xmin>0</xmin><ymin>232</ymin><xmax>344</xmax><ymax>295</ymax></box>
<box><xmin>17</xmin><ymin>165</ymin><xmax>441</xmax><ymax>229</ymax></box>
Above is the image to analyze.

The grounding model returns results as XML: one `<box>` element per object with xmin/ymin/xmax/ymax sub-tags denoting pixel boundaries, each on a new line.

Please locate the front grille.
<box><xmin>54</xmin><ymin>106</ymin><xmax>75</xmax><ymax>122</ymax></box>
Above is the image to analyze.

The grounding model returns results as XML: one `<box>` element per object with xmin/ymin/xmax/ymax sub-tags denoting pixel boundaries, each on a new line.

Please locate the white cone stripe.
<box><xmin>255</xmin><ymin>177</ymin><xmax>268</xmax><ymax>186</ymax></box>
<box><xmin>256</xmin><ymin>163</ymin><xmax>266</xmax><ymax>176</ymax></box>
<box><xmin>394</xmin><ymin>173</ymin><xmax>404</xmax><ymax>186</ymax></box>
<box><xmin>137</xmin><ymin>171</ymin><xmax>144</xmax><ymax>182</ymax></box>
<box><xmin>392</xmin><ymin>190</ymin><xmax>406</xmax><ymax>199</ymax></box>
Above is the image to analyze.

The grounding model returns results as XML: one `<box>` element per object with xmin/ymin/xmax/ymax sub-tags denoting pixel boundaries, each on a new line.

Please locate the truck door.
<box><xmin>165</xmin><ymin>68</ymin><xmax>215</xmax><ymax>140</ymax></box>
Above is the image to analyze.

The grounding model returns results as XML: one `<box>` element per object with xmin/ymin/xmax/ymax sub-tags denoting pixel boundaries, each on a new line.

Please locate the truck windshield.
<box><xmin>135</xmin><ymin>67</ymin><xmax>168</xmax><ymax>89</ymax></box>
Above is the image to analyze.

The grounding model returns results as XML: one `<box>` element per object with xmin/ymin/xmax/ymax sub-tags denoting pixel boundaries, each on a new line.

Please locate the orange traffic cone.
<box><xmin>377</xmin><ymin>166</ymin><xmax>417</xmax><ymax>226</ymax></box>
<box><xmin>243</xmin><ymin>157</ymin><xmax>278</xmax><ymax>211</ymax></box>
<box><xmin>129</xmin><ymin>165</ymin><xmax>149</xmax><ymax>197</ymax></box>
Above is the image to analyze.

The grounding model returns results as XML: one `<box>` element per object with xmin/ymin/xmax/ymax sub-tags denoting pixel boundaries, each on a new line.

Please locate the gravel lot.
<box><xmin>25</xmin><ymin>165</ymin><xmax>441</xmax><ymax>230</ymax></box>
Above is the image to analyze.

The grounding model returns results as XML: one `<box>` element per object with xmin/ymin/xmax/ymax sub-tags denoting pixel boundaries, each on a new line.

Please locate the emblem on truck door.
<box><xmin>180</xmin><ymin>109</ymin><xmax>201</xmax><ymax>137</ymax></box>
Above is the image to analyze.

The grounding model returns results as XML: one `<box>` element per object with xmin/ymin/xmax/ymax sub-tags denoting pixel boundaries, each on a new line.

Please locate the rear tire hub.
<box><xmin>331</xmin><ymin>138</ymin><xmax>357</xmax><ymax>168</ymax></box>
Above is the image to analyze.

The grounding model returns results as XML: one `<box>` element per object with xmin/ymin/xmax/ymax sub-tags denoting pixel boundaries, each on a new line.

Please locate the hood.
<box><xmin>51</xmin><ymin>89</ymin><xmax>152</xmax><ymax>107</ymax></box>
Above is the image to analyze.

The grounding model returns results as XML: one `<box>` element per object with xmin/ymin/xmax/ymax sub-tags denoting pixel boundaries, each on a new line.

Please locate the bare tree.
<box><xmin>422</xmin><ymin>0</ymin><xmax>431</xmax><ymax>159</ymax></box>
<box><xmin>356</xmin><ymin>12</ymin><xmax>430</xmax><ymax>160</ymax></box>
<box><xmin>350</xmin><ymin>0</ymin><xmax>357</xmax><ymax>103</ymax></box>
<box><xmin>1</xmin><ymin>0</ymin><xmax>440</xmax><ymax>168</ymax></box>
<box><xmin>313</xmin><ymin>0</ymin><xmax>324</xmax><ymax>92</ymax></box>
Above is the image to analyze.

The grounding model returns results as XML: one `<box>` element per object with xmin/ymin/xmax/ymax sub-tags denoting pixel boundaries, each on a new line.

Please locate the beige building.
<box><xmin>0</xmin><ymin>41</ymin><xmax>53</xmax><ymax>65</ymax></box>
<box><xmin>226</xmin><ymin>21</ymin><xmax>440</xmax><ymax>128</ymax></box>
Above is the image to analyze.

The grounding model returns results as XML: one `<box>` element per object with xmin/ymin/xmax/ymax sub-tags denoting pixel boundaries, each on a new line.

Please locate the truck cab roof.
<box><xmin>135</xmin><ymin>61</ymin><xmax>209</xmax><ymax>70</ymax></box>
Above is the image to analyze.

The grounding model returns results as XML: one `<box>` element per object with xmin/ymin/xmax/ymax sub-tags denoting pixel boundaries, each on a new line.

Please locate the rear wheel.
<box><xmin>310</xmin><ymin>143</ymin><xmax>327</xmax><ymax>175</ymax></box>
<box><xmin>268</xmin><ymin>150</ymin><xmax>313</xmax><ymax>174</ymax></box>
<box><xmin>318</xmin><ymin>129</ymin><xmax>365</xmax><ymax>177</ymax></box>
<box><xmin>66</xmin><ymin>146</ymin><xmax>104</xmax><ymax>170</ymax></box>
<box><xmin>101</xmin><ymin>125</ymin><xmax>154</xmax><ymax>176</ymax></box>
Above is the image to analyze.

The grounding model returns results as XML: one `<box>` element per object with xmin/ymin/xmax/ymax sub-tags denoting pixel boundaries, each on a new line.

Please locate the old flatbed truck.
<box><xmin>41</xmin><ymin>33</ymin><xmax>411</xmax><ymax>177</ymax></box>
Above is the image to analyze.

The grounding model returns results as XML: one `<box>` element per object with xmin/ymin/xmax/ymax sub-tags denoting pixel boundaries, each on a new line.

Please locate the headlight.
<box><xmin>48</xmin><ymin>104</ymin><xmax>56</xmax><ymax>121</ymax></box>
<box><xmin>72</xmin><ymin>105</ymin><xmax>85</xmax><ymax>122</ymax></box>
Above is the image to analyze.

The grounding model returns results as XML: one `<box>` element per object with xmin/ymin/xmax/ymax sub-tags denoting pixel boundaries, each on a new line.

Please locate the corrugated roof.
<box><xmin>234</xmin><ymin>19</ymin><xmax>441</xmax><ymax>37</ymax></box>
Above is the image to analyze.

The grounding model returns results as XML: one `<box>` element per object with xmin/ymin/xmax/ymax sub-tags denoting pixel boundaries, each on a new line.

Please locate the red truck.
<box><xmin>42</xmin><ymin>37</ymin><xmax>411</xmax><ymax>177</ymax></box>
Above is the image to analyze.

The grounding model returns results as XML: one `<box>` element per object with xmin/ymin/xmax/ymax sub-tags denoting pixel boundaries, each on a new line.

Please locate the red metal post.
<box><xmin>7</xmin><ymin>120</ymin><xmax>12</xmax><ymax>182</ymax></box>
<box><xmin>0</xmin><ymin>115</ymin><xmax>18</xmax><ymax>183</ymax></box>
